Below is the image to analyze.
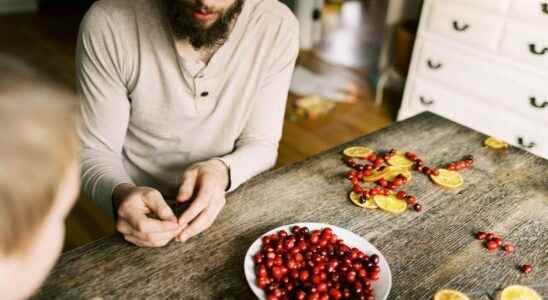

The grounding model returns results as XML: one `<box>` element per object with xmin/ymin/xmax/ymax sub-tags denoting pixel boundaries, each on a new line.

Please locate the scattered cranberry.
<box><xmin>405</xmin><ymin>195</ymin><xmax>417</xmax><ymax>205</ymax></box>
<box><xmin>520</xmin><ymin>264</ymin><xmax>533</xmax><ymax>274</ymax></box>
<box><xmin>413</xmin><ymin>203</ymin><xmax>422</xmax><ymax>212</ymax></box>
<box><xmin>475</xmin><ymin>231</ymin><xmax>487</xmax><ymax>240</ymax></box>
<box><xmin>396</xmin><ymin>191</ymin><xmax>407</xmax><ymax>199</ymax></box>
<box><xmin>486</xmin><ymin>240</ymin><xmax>498</xmax><ymax>251</ymax></box>
<box><xmin>503</xmin><ymin>243</ymin><xmax>515</xmax><ymax>254</ymax></box>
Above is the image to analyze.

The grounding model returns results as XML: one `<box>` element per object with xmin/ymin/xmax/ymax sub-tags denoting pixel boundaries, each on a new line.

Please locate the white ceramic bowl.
<box><xmin>244</xmin><ymin>223</ymin><xmax>392</xmax><ymax>299</ymax></box>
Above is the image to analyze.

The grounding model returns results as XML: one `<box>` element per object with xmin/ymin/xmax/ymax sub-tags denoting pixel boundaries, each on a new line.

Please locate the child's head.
<box><xmin>0</xmin><ymin>55</ymin><xmax>80</xmax><ymax>299</ymax></box>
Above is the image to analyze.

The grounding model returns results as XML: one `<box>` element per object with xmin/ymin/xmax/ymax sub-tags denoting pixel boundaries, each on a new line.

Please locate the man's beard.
<box><xmin>167</xmin><ymin>0</ymin><xmax>244</xmax><ymax>50</ymax></box>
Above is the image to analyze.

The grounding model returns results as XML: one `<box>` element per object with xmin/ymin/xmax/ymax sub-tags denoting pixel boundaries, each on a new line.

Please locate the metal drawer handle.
<box><xmin>452</xmin><ymin>21</ymin><xmax>470</xmax><ymax>32</ymax></box>
<box><xmin>427</xmin><ymin>60</ymin><xmax>443</xmax><ymax>70</ymax></box>
<box><xmin>529</xmin><ymin>43</ymin><xmax>548</xmax><ymax>55</ymax></box>
<box><xmin>517</xmin><ymin>137</ymin><xmax>536</xmax><ymax>149</ymax></box>
<box><xmin>419</xmin><ymin>96</ymin><xmax>434</xmax><ymax>106</ymax></box>
<box><xmin>542</xmin><ymin>3</ymin><xmax>548</xmax><ymax>14</ymax></box>
<box><xmin>530</xmin><ymin>97</ymin><xmax>548</xmax><ymax>109</ymax></box>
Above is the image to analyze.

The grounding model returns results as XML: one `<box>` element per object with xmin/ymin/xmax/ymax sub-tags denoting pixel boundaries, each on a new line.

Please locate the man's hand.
<box><xmin>113</xmin><ymin>184</ymin><xmax>181</xmax><ymax>247</ymax></box>
<box><xmin>176</xmin><ymin>159</ymin><xmax>229</xmax><ymax>242</ymax></box>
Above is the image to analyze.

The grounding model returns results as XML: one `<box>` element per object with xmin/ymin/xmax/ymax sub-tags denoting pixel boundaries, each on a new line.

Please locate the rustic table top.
<box><xmin>35</xmin><ymin>112</ymin><xmax>548</xmax><ymax>300</ymax></box>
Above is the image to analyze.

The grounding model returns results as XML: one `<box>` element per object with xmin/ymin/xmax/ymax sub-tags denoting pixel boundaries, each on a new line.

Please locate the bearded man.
<box><xmin>77</xmin><ymin>0</ymin><xmax>299</xmax><ymax>247</ymax></box>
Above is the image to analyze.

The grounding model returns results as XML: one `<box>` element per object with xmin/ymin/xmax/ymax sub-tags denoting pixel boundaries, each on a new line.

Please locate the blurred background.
<box><xmin>0</xmin><ymin>0</ymin><xmax>423</xmax><ymax>250</ymax></box>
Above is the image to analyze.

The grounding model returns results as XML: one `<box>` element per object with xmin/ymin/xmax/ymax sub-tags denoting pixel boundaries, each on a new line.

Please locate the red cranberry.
<box><xmin>486</xmin><ymin>240</ymin><xmax>498</xmax><ymax>251</ymax></box>
<box><xmin>503</xmin><ymin>243</ymin><xmax>515</xmax><ymax>254</ymax></box>
<box><xmin>520</xmin><ymin>264</ymin><xmax>533</xmax><ymax>274</ymax></box>
<box><xmin>405</xmin><ymin>195</ymin><xmax>417</xmax><ymax>205</ymax></box>
<box><xmin>369</xmin><ymin>254</ymin><xmax>379</xmax><ymax>265</ymax></box>
<box><xmin>475</xmin><ymin>231</ymin><xmax>487</xmax><ymax>240</ymax></box>
<box><xmin>396</xmin><ymin>191</ymin><xmax>407</xmax><ymax>199</ymax></box>
<box><xmin>492</xmin><ymin>237</ymin><xmax>502</xmax><ymax>247</ymax></box>
<box><xmin>413</xmin><ymin>203</ymin><xmax>422</xmax><ymax>212</ymax></box>
<box><xmin>376</xmin><ymin>178</ymin><xmax>388</xmax><ymax>187</ymax></box>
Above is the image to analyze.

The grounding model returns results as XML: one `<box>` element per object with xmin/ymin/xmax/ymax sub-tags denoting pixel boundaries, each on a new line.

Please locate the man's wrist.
<box><xmin>112</xmin><ymin>183</ymin><xmax>136</xmax><ymax>213</ymax></box>
<box><xmin>209</xmin><ymin>158</ymin><xmax>231</xmax><ymax>191</ymax></box>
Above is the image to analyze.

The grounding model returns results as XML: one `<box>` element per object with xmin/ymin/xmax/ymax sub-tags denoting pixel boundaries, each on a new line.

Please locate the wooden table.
<box><xmin>35</xmin><ymin>112</ymin><xmax>548</xmax><ymax>299</ymax></box>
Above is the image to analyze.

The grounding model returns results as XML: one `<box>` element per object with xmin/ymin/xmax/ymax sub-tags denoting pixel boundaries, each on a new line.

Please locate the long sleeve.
<box><xmin>218</xmin><ymin>19</ymin><xmax>299</xmax><ymax>192</ymax></box>
<box><xmin>76</xmin><ymin>4</ymin><xmax>135</xmax><ymax>217</ymax></box>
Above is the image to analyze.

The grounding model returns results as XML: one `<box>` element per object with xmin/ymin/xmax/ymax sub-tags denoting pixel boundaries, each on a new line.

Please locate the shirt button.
<box><xmin>200</xmin><ymin>91</ymin><xmax>209</xmax><ymax>97</ymax></box>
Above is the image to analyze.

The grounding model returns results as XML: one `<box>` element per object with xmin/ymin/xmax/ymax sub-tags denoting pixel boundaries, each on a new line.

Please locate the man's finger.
<box><xmin>142</xmin><ymin>190</ymin><xmax>177</xmax><ymax>222</ymax></box>
<box><xmin>124</xmin><ymin>210</ymin><xmax>179</xmax><ymax>234</ymax></box>
<box><xmin>178</xmin><ymin>184</ymin><xmax>213</xmax><ymax>226</ymax></box>
<box><xmin>117</xmin><ymin>220</ymin><xmax>178</xmax><ymax>242</ymax></box>
<box><xmin>177</xmin><ymin>196</ymin><xmax>224</xmax><ymax>242</ymax></box>
<box><xmin>124</xmin><ymin>234</ymin><xmax>171</xmax><ymax>248</ymax></box>
<box><xmin>177</xmin><ymin>169</ymin><xmax>198</xmax><ymax>202</ymax></box>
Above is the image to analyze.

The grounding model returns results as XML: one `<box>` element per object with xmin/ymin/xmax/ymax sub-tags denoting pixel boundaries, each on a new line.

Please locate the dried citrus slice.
<box><xmin>430</xmin><ymin>169</ymin><xmax>463</xmax><ymax>188</ymax></box>
<box><xmin>363</xmin><ymin>166</ymin><xmax>411</xmax><ymax>182</ymax></box>
<box><xmin>433</xmin><ymin>289</ymin><xmax>470</xmax><ymax>300</ymax></box>
<box><xmin>484</xmin><ymin>137</ymin><xmax>508</xmax><ymax>149</ymax></box>
<box><xmin>387</xmin><ymin>152</ymin><xmax>414</xmax><ymax>168</ymax></box>
<box><xmin>384</xmin><ymin>168</ymin><xmax>412</xmax><ymax>181</ymax></box>
<box><xmin>349</xmin><ymin>191</ymin><xmax>377</xmax><ymax>209</ymax></box>
<box><xmin>500</xmin><ymin>285</ymin><xmax>542</xmax><ymax>300</ymax></box>
<box><xmin>343</xmin><ymin>146</ymin><xmax>373</xmax><ymax>158</ymax></box>
<box><xmin>373</xmin><ymin>194</ymin><xmax>407</xmax><ymax>214</ymax></box>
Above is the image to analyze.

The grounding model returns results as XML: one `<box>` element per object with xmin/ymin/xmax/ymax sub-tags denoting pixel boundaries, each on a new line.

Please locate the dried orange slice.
<box><xmin>387</xmin><ymin>152</ymin><xmax>414</xmax><ymax>168</ymax></box>
<box><xmin>349</xmin><ymin>192</ymin><xmax>377</xmax><ymax>209</ymax></box>
<box><xmin>500</xmin><ymin>285</ymin><xmax>542</xmax><ymax>300</ymax></box>
<box><xmin>384</xmin><ymin>168</ymin><xmax>412</xmax><ymax>181</ymax></box>
<box><xmin>363</xmin><ymin>166</ymin><xmax>411</xmax><ymax>182</ymax></box>
<box><xmin>430</xmin><ymin>169</ymin><xmax>463</xmax><ymax>188</ymax></box>
<box><xmin>343</xmin><ymin>146</ymin><xmax>373</xmax><ymax>158</ymax></box>
<box><xmin>484</xmin><ymin>137</ymin><xmax>508</xmax><ymax>149</ymax></box>
<box><xmin>433</xmin><ymin>289</ymin><xmax>470</xmax><ymax>300</ymax></box>
<box><xmin>373</xmin><ymin>194</ymin><xmax>407</xmax><ymax>214</ymax></box>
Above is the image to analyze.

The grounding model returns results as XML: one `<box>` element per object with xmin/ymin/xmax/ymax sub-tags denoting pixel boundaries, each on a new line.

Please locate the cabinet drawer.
<box><xmin>509</xmin><ymin>0</ymin><xmax>548</xmax><ymax>25</ymax></box>
<box><xmin>500</xmin><ymin>22</ymin><xmax>548</xmax><ymax>70</ymax></box>
<box><xmin>444</xmin><ymin>0</ymin><xmax>510</xmax><ymax>13</ymax></box>
<box><xmin>408</xmin><ymin>78</ymin><xmax>548</xmax><ymax>159</ymax></box>
<box><xmin>426</xmin><ymin>2</ymin><xmax>504</xmax><ymax>51</ymax></box>
<box><xmin>415</xmin><ymin>40</ymin><xmax>548</xmax><ymax>125</ymax></box>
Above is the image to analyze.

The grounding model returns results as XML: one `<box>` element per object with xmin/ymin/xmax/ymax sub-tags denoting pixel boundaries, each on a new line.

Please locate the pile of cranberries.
<box><xmin>405</xmin><ymin>151</ymin><xmax>440</xmax><ymax>176</ymax></box>
<box><xmin>253</xmin><ymin>226</ymin><xmax>380</xmax><ymax>300</ymax></box>
<box><xmin>475</xmin><ymin>231</ymin><xmax>533</xmax><ymax>275</ymax></box>
<box><xmin>344</xmin><ymin>149</ymin><xmax>422</xmax><ymax>212</ymax></box>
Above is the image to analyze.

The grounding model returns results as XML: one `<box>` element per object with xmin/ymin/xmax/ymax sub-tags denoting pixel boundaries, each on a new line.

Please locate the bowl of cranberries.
<box><xmin>244</xmin><ymin>223</ymin><xmax>392</xmax><ymax>300</ymax></box>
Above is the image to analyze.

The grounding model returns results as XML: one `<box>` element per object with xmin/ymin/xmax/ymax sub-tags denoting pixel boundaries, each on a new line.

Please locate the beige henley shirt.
<box><xmin>76</xmin><ymin>0</ymin><xmax>299</xmax><ymax>216</ymax></box>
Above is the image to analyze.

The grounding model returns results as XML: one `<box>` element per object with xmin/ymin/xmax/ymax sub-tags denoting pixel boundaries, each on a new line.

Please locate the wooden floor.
<box><xmin>0</xmin><ymin>2</ymin><xmax>398</xmax><ymax>251</ymax></box>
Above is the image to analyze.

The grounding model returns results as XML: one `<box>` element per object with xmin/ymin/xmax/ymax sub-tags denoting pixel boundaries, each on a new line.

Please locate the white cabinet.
<box><xmin>399</xmin><ymin>0</ymin><xmax>548</xmax><ymax>159</ymax></box>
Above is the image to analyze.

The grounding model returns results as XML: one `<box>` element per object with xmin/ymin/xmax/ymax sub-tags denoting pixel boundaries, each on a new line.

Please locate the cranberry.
<box><xmin>520</xmin><ymin>264</ymin><xmax>533</xmax><ymax>274</ymax></box>
<box><xmin>367</xmin><ymin>154</ymin><xmax>377</xmax><ymax>162</ymax></box>
<box><xmin>405</xmin><ymin>195</ymin><xmax>417</xmax><ymax>205</ymax></box>
<box><xmin>430</xmin><ymin>168</ymin><xmax>440</xmax><ymax>176</ymax></box>
<box><xmin>415</xmin><ymin>159</ymin><xmax>424</xmax><ymax>166</ymax></box>
<box><xmin>376</xmin><ymin>178</ymin><xmax>388</xmax><ymax>187</ymax></box>
<box><xmin>396</xmin><ymin>191</ymin><xmax>407</xmax><ymax>199</ymax></box>
<box><xmin>475</xmin><ymin>231</ymin><xmax>487</xmax><ymax>240</ymax></box>
<box><xmin>486</xmin><ymin>240</ymin><xmax>498</xmax><ymax>251</ymax></box>
<box><xmin>373</xmin><ymin>158</ymin><xmax>384</xmax><ymax>168</ymax></box>
<box><xmin>299</xmin><ymin>270</ymin><xmax>310</xmax><ymax>282</ymax></box>
<box><xmin>345</xmin><ymin>271</ymin><xmax>357</xmax><ymax>283</ymax></box>
<box><xmin>295</xmin><ymin>290</ymin><xmax>306</xmax><ymax>300</ymax></box>
<box><xmin>413</xmin><ymin>203</ymin><xmax>422</xmax><ymax>212</ymax></box>
<box><xmin>352</xmin><ymin>184</ymin><xmax>363</xmax><ymax>194</ymax></box>
<box><xmin>369</xmin><ymin>254</ymin><xmax>380</xmax><ymax>265</ymax></box>
<box><xmin>492</xmin><ymin>237</ymin><xmax>502</xmax><ymax>247</ymax></box>
<box><xmin>405</xmin><ymin>152</ymin><xmax>417</xmax><ymax>160</ymax></box>
<box><xmin>503</xmin><ymin>243</ymin><xmax>515</xmax><ymax>254</ymax></box>
<box><xmin>485</xmin><ymin>233</ymin><xmax>497</xmax><ymax>240</ymax></box>
<box><xmin>329</xmin><ymin>288</ymin><xmax>342</xmax><ymax>299</ymax></box>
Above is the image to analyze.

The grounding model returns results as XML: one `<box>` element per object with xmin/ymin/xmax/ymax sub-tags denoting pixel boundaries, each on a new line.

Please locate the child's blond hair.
<box><xmin>0</xmin><ymin>55</ymin><xmax>79</xmax><ymax>256</ymax></box>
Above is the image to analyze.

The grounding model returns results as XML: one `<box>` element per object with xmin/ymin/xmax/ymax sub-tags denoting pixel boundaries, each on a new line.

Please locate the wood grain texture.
<box><xmin>33</xmin><ymin>112</ymin><xmax>548</xmax><ymax>299</ymax></box>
